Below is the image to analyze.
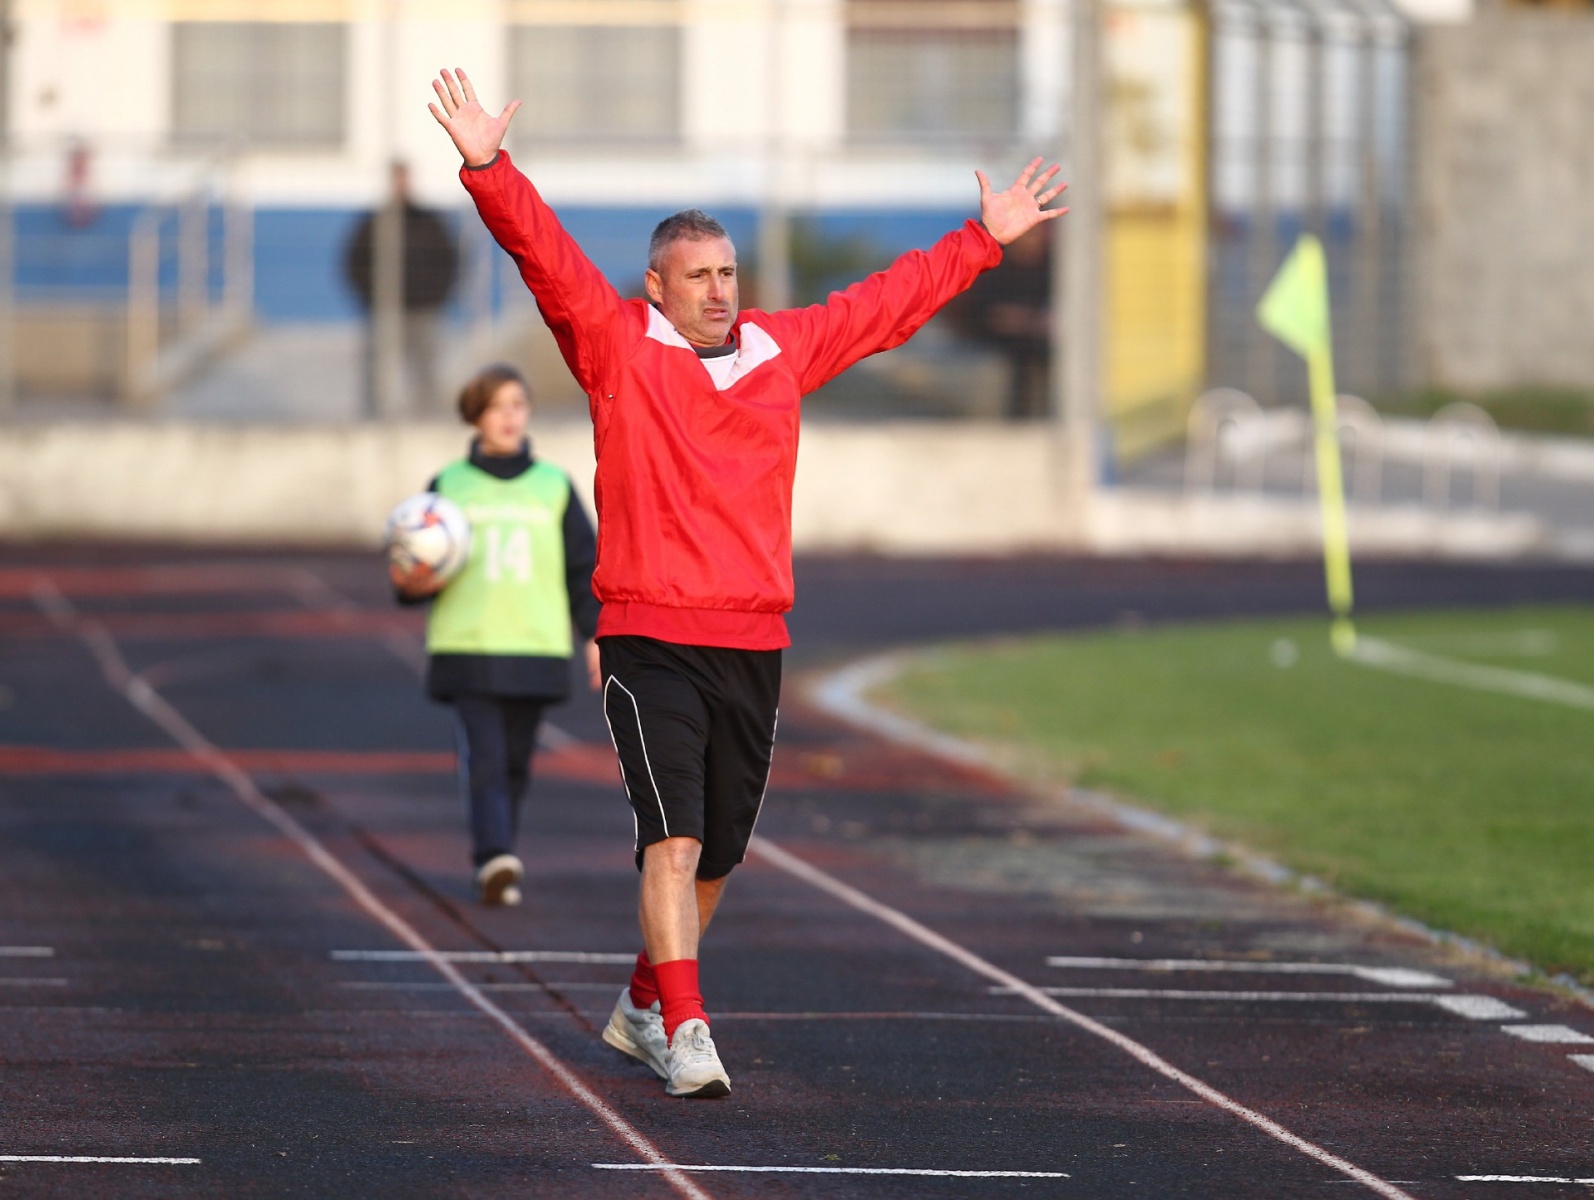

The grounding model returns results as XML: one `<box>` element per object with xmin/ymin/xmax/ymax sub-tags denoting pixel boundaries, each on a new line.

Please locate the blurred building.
<box><xmin>3</xmin><ymin>0</ymin><xmax>1583</xmax><ymax>442</ymax></box>
<box><xmin>1411</xmin><ymin>0</ymin><xmax>1594</xmax><ymax>392</ymax></box>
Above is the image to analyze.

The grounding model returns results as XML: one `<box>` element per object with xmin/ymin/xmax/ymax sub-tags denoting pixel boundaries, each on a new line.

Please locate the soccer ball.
<box><xmin>385</xmin><ymin>492</ymin><xmax>471</xmax><ymax>582</ymax></box>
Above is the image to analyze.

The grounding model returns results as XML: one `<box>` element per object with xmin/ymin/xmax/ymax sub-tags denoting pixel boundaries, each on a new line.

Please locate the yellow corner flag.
<box><xmin>1258</xmin><ymin>235</ymin><xmax>1356</xmax><ymax>656</ymax></box>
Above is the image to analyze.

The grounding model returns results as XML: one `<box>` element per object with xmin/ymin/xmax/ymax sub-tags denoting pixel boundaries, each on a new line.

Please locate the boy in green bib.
<box><xmin>392</xmin><ymin>363</ymin><xmax>600</xmax><ymax>906</ymax></box>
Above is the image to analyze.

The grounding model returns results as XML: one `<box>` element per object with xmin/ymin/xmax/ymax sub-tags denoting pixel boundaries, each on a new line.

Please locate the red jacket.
<box><xmin>462</xmin><ymin>152</ymin><xmax>1003</xmax><ymax>650</ymax></box>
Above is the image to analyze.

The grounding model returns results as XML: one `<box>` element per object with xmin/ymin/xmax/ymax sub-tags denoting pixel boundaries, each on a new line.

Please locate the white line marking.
<box><xmin>593</xmin><ymin>1164</ymin><xmax>1070</xmax><ymax>1178</ymax></box>
<box><xmin>1457</xmin><ymin>1177</ymin><xmax>1594</xmax><ymax>1185</ymax></box>
<box><xmin>1400</xmin><ymin>630</ymin><xmax>1559</xmax><ymax>658</ymax></box>
<box><xmin>1567</xmin><ymin>1054</ymin><xmax>1594</xmax><ymax>1073</ymax></box>
<box><xmin>1045</xmin><ymin>957</ymin><xmax>1452</xmax><ymax>989</ymax></box>
<box><xmin>332</xmin><ymin>950</ymin><xmax>633</xmax><ymax>964</ymax></box>
<box><xmin>0</xmin><ymin>1156</ymin><xmax>201</xmax><ymax>1165</ymax></box>
<box><xmin>0</xmin><ymin>979</ymin><xmax>67</xmax><ymax>987</ymax></box>
<box><xmin>709</xmin><ymin>1011</ymin><xmax>1054</xmax><ymax>1023</ymax></box>
<box><xmin>1350</xmin><ymin>636</ymin><xmax>1594</xmax><ymax>713</ymax></box>
<box><xmin>0</xmin><ymin>947</ymin><xmax>55</xmax><ymax>958</ymax></box>
<box><xmin>340</xmin><ymin>981</ymin><xmax>620</xmax><ymax>992</ymax></box>
<box><xmin>994</xmin><ymin>986</ymin><xmax>1476</xmax><ymax>1006</ymax></box>
<box><xmin>748</xmin><ymin>837</ymin><xmax>1417</xmax><ymax>1200</ymax></box>
<box><xmin>34</xmin><ymin>580</ymin><xmax>711</xmax><ymax>1200</ymax></box>
<box><xmin>1432</xmin><ymin>995</ymin><xmax>1528</xmax><ymax>1020</ymax></box>
<box><xmin>1500</xmin><ymin>1024</ymin><xmax>1594</xmax><ymax>1044</ymax></box>
<box><xmin>1007</xmin><ymin>986</ymin><xmax>1527</xmax><ymax>1020</ymax></box>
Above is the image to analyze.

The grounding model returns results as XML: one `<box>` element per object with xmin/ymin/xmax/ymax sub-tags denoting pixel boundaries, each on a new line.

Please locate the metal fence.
<box><xmin>0</xmin><ymin>142</ymin><xmax>251</xmax><ymax>413</ymax></box>
<box><xmin>1206</xmin><ymin>0</ymin><xmax>1411</xmax><ymax>411</ymax></box>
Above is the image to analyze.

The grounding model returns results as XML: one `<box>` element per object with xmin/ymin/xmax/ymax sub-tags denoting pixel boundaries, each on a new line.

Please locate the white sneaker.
<box><xmin>601</xmin><ymin>988</ymin><xmax>669</xmax><ymax>1080</ymax></box>
<box><xmin>474</xmin><ymin>854</ymin><xmax>523</xmax><ymax>906</ymax></box>
<box><xmin>664</xmin><ymin>1018</ymin><xmax>730</xmax><ymax>1099</ymax></box>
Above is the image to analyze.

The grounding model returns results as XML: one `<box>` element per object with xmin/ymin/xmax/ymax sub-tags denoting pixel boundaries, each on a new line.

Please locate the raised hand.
<box><xmin>976</xmin><ymin>158</ymin><xmax>1069</xmax><ymax>246</ymax></box>
<box><xmin>428</xmin><ymin>68</ymin><xmax>522</xmax><ymax>169</ymax></box>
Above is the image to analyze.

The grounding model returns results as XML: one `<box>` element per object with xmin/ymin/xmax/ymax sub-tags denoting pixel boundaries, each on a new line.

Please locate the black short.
<box><xmin>599</xmin><ymin>635</ymin><xmax>781</xmax><ymax>880</ymax></box>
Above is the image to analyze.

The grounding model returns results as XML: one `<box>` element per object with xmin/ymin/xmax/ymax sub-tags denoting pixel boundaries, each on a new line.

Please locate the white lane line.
<box><xmin>1045</xmin><ymin>956</ymin><xmax>1451</xmax><ymax>989</ymax></box>
<box><xmin>594</xmin><ymin>1165</ymin><xmax>1070</xmax><ymax>1178</ymax></box>
<box><xmin>998</xmin><ymin>987</ymin><xmax>1525</xmax><ymax>1020</ymax></box>
<box><xmin>332</xmin><ymin>949</ymin><xmax>633</xmax><ymax>964</ymax></box>
<box><xmin>1433</xmin><ymin>995</ymin><xmax>1528</xmax><ymax>1020</ymax></box>
<box><xmin>35</xmin><ymin>581</ymin><xmax>712</xmax><ymax>1200</ymax></box>
<box><xmin>749</xmin><ymin>837</ymin><xmax>1418</xmax><ymax>1200</ymax></box>
<box><xmin>1566</xmin><ymin>1055</ymin><xmax>1594</xmax><ymax>1073</ymax></box>
<box><xmin>1350</xmin><ymin>636</ymin><xmax>1594</xmax><ymax>713</ymax></box>
<box><xmin>1457</xmin><ymin>1177</ymin><xmax>1594</xmax><ymax>1185</ymax></box>
<box><xmin>711</xmin><ymin>1011</ymin><xmax>1054</xmax><ymax>1023</ymax></box>
<box><xmin>288</xmin><ymin>569</ymin><xmax>579</xmax><ymax>751</ymax></box>
<box><xmin>0</xmin><ymin>947</ymin><xmax>55</xmax><ymax>958</ymax></box>
<box><xmin>340</xmin><ymin>981</ymin><xmax>620</xmax><ymax>992</ymax></box>
<box><xmin>995</xmin><ymin>986</ymin><xmax>1465</xmax><ymax>1005</ymax></box>
<box><xmin>0</xmin><ymin>1156</ymin><xmax>201</xmax><ymax>1164</ymax></box>
<box><xmin>0</xmin><ymin>979</ymin><xmax>68</xmax><ymax>987</ymax></box>
<box><xmin>1500</xmin><ymin>1025</ymin><xmax>1594</xmax><ymax>1044</ymax></box>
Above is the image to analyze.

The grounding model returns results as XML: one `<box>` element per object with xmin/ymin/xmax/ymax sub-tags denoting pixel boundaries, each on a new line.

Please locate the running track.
<box><xmin>4</xmin><ymin>545</ymin><xmax>1594</xmax><ymax>1198</ymax></box>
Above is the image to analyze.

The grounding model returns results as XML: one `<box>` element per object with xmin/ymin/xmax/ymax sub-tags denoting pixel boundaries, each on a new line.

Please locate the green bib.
<box><xmin>426</xmin><ymin>459</ymin><xmax>574</xmax><ymax>659</ymax></box>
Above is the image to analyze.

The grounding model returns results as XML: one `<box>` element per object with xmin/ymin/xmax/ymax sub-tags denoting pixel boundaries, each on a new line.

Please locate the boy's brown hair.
<box><xmin>456</xmin><ymin>363</ymin><xmax>529</xmax><ymax>425</ymax></box>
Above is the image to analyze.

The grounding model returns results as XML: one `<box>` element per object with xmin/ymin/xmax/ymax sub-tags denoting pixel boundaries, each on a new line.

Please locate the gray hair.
<box><xmin>648</xmin><ymin>209</ymin><xmax>730</xmax><ymax>273</ymax></box>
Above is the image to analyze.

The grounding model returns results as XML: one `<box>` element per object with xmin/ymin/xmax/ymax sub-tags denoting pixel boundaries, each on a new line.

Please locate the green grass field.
<box><xmin>876</xmin><ymin>606</ymin><xmax>1594</xmax><ymax>983</ymax></box>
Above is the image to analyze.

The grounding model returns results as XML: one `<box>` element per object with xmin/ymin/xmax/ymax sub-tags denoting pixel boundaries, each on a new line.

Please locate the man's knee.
<box><xmin>642</xmin><ymin>836</ymin><xmax>703</xmax><ymax>877</ymax></box>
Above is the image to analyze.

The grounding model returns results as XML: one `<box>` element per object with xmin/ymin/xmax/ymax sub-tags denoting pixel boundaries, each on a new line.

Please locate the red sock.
<box><xmin>653</xmin><ymin>958</ymin><xmax>706</xmax><ymax>1041</ymax></box>
<box><xmin>628</xmin><ymin>951</ymin><xmax>658</xmax><ymax>1010</ymax></box>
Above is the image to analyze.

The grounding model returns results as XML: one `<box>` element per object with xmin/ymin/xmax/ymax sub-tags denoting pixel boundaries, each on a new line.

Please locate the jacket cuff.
<box><xmin>967</xmin><ymin>218</ymin><xmax>1006</xmax><ymax>266</ymax></box>
<box><xmin>463</xmin><ymin>151</ymin><xmax>503</xmax><ymax>172</ymax></box>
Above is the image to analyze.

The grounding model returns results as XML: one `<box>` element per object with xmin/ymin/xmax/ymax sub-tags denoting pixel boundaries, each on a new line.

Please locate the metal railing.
<box><xmin>0</xmin><ymin>140</ymin><xmax>253</xmax><ymax>414</ymax></box>
<box><xmin>1184</xmin><ymin>388</ymin><xmax>1505</xmax><ymax>513</ymax></box>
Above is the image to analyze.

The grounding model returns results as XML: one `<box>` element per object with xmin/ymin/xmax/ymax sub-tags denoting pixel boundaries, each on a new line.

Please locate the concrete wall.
<box><xmin>0</xmin><ymin>421</ymin><xmax>1558</xmax><ymax>561</ymax></box>
<box><xmin>1414</xmin><ymin>11</ymin><xmax>1594</xmax><ymax>389</ymax></box>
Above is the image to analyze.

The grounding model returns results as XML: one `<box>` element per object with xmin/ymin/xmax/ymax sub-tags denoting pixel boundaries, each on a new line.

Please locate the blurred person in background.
<box><xmin>950</xmin><ymin>222</ymin><xmax>1053</xmax><ymax>419</ymax></box>
<box><xmin>62</xmin><ymin>141</ymin><xmax>98</xmax><ymax>229</ymax></box>
<box><xmin>429</xmin><ymin>66</ymin><xmax>1067</xmax><ymax>1100</ymax></box>
<box><xmin>344</xmin><ymin>161</ymin><xmax>460</xmax><ymax>418</ymax></box>
<box><xmin>391</xmin><ymin>363</ymin><xmax>601</xmax><ymax>908</ymax></box>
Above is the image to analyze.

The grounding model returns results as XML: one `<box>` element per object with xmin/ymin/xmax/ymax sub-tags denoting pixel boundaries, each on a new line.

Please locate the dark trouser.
<box><xmin>453</xmin><ymin>695</ymin><xmax>544</xmax><ymax>867</ymax></box>
<box><xmin>1006</xmin><ymin>348</ymin><xmax>1051</xmax><ymax>420</ymax></box>
<box><xmin>599</xmin><ymin>635</ymin><xmax>781</xmax><ymax>880</ymax></box>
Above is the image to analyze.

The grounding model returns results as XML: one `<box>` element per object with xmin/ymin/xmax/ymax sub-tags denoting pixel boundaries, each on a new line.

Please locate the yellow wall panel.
<box><xmin>1104</xmin><ymin>0</ymin><xmax>1206</xmax><ymax>457</ymax></box>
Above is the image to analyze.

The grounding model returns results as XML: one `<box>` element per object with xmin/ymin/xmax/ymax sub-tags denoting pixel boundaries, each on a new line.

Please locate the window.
<box><xmin>846</xmin><ymin>0</ymin><xmax>1020</xmax><ymax>142</ymax></box>
<box><xmin>172</xmin><ymin>22</ymin><xmax>347</xmax><ymax>149</ymax></box>
<box><xmin>509</xmin><ymin>23</ymin><xmax>681</xmax><ymax>145</ymax></box>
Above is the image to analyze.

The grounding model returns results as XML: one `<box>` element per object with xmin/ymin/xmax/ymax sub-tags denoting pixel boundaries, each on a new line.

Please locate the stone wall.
<box><xmin>1413</xmin><ymin>10</ymin><xmax>1594</xmax><ymax>389</ymax></box>
<box><xmin>0</xmin><ymin>420</ymin><xmax>1556</xmax><ymax>560</ymax></box>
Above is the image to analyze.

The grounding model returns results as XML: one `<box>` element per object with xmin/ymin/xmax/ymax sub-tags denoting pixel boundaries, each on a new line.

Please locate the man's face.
<box><xmin>645</xmin><ymin>235</ymin><xmax>739</xmax><ymax>348</ymax></box>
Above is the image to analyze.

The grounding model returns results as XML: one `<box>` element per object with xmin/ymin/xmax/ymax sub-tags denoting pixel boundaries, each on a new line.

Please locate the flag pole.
<box><xmin>1258</xmin><ymin>234</ymin><xmax>1356</xmax><ymax>655</ymax></box>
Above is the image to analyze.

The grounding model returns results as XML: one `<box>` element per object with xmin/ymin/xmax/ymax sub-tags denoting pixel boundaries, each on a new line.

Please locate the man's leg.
<box><xmin>600</xmin><ymin>640</ymin><xmax>711</xmax><ymax>1025</ymax></box>
<box><xmin>636</xmin><ymin>837</ymin><xmax>731</xmax><ymax>1038</ymax></box>
<box><xmin>403</xmin><ymin>310</ymin><xmax>442</xmax><ymax>417</ymax></box>
<box><xmin>600</xmin><ymin>637</ymin><xmax>733</xmax><ymax>1095</ymax></box>
<box><xmin>628</xmin><ymin>871</ymin><xmax>726</xmax><ymax>1008</ymax></box>
<box><xmin>361</xmin><ymin>320</ymin><xmax>380</xmax><ymax>419</ymax></box>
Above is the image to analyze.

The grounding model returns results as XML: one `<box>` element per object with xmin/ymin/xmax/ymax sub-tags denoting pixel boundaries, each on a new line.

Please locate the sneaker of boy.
<box><xmin>474</xmin><ymin>853</ymin><xmax>523</xmax><ymax>906</ymax></box>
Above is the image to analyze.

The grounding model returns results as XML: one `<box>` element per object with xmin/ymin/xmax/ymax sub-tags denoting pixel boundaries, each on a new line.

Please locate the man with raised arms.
<box><xmin>429</xmin><ymin>66</ymin><xmax>1068</xmax><ymax>1099</ymax></box>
